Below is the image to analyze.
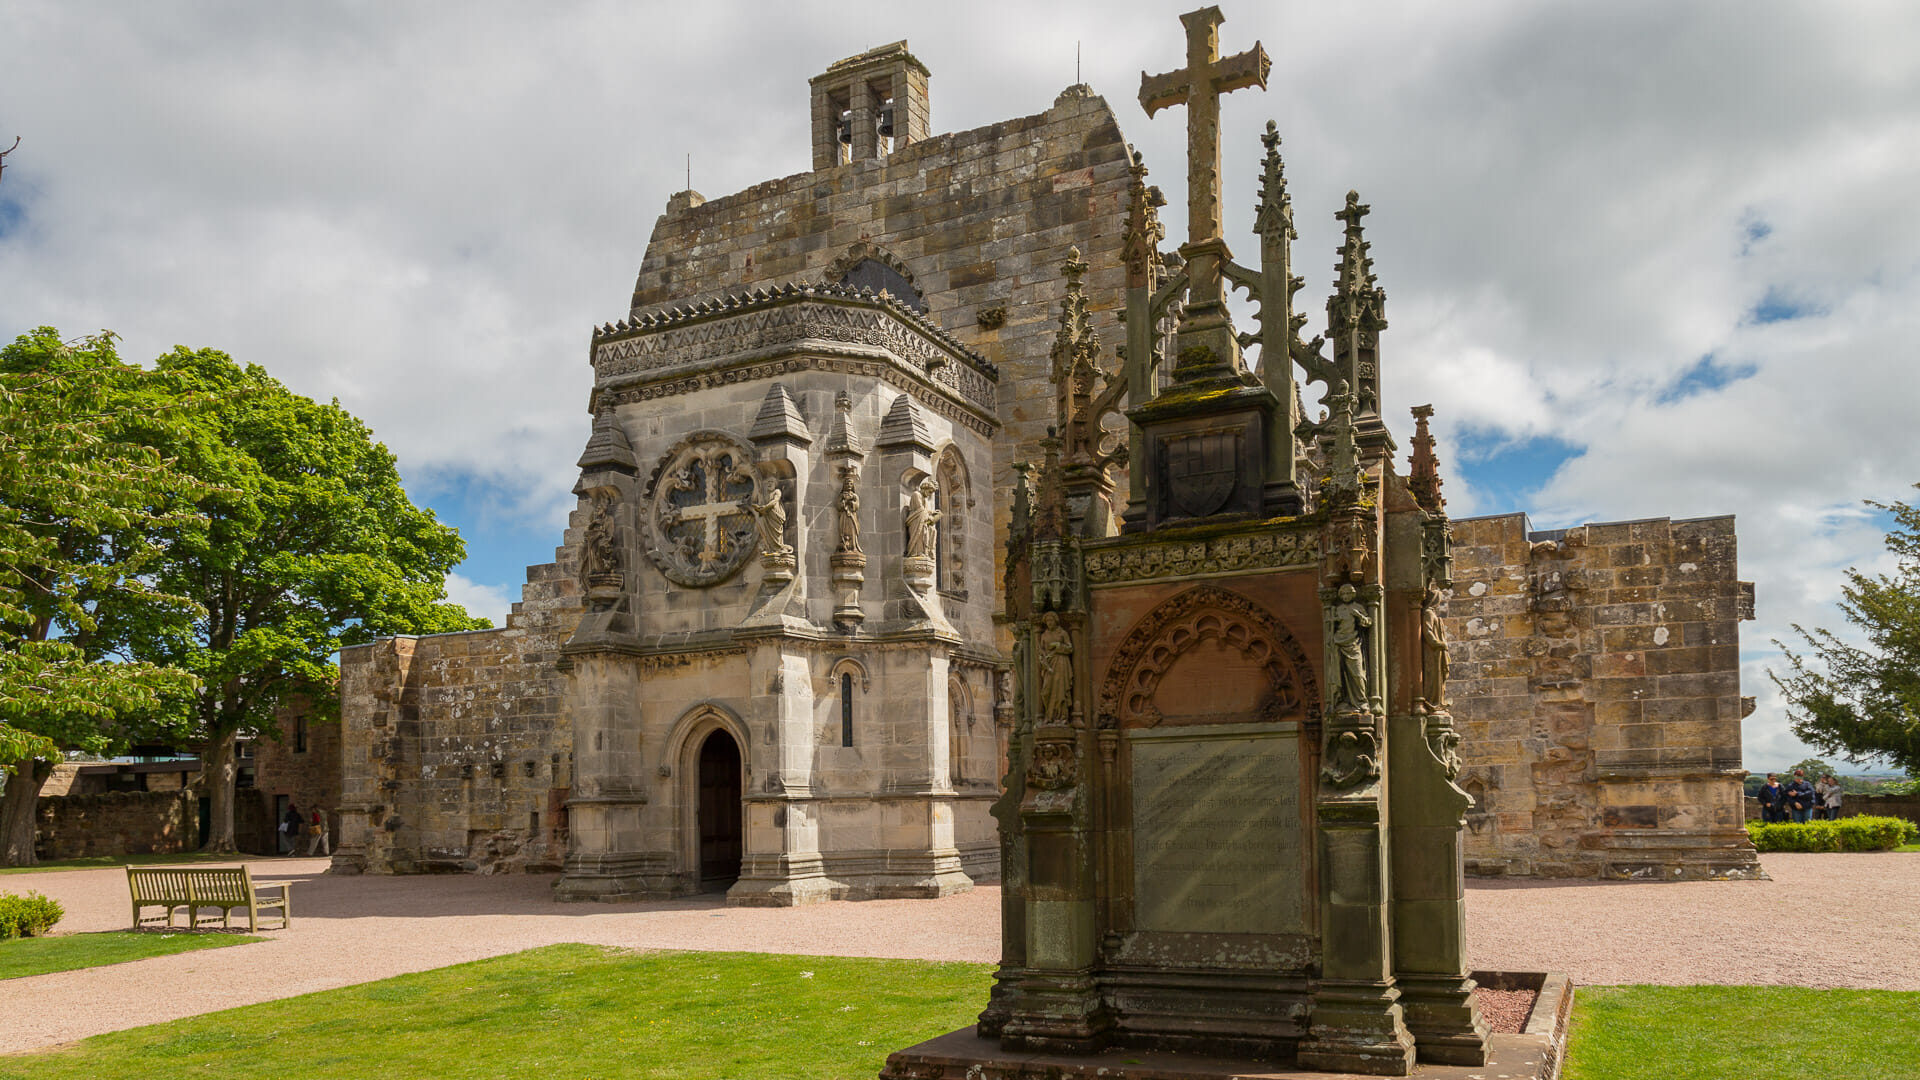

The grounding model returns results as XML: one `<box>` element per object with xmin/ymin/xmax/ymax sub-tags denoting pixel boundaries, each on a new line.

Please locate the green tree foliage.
<box><xmin>111</xmin><ymin>347</ymin><xmax>486</xmax><ymax>852</ymax></box>
<box><xmin>1774</xmin><ymin>488</ymin><xmax>1920</xmax><ymax>775</ymax></box>
<box><xmin>0</xmin><ymin>328</ymin><xmax>208</xmax><ymax>864</ymax></box>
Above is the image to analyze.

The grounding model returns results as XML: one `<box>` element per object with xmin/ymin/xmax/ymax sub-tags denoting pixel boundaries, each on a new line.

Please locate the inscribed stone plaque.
<box><xmin>1130</xmin><ymin>724</ymin><xmax>1301</xmax><ymax>935</ymax></box>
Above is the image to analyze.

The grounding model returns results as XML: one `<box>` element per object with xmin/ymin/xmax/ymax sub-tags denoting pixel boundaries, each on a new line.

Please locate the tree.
<box><xmin>0</xmin><ymin>328</ymin><xmax>208</xmax><ymax>864</ymax></box>
<box><xmin>1773</xmin><ymin>488</ymin><xmax>1920</xmax><ymax>776</ymax></box>
<box><xmin>110</xmin><ymin>346</ymin><xmax>485</xmax><ymax>852</ymax></box>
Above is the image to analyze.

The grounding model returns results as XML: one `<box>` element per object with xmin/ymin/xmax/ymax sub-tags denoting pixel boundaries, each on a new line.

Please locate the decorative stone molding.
<box><xmin>597</xmin><ymin>355</ymin><xmax>995</xmax><ymax>438</ymax></box>
<box><xmin>1083</xmin><ymin>527</ymin><xmax>1315</xmax><ymax>585</ymax></box>
<box><xmin>641</xmin><ymin>430</ymin><xmax>763</xmax><ymax>587</ymax></box>
<box><xmin>594</xmin><ymin>285</ymin><xmax>995</xmax><ymax>412</ymax></box>
<box><xmin>822</xmin><ymin>241</ymin><xmax>927</xmax><ymax>312</ymax></box>
<box><xmin>1097</xmin><ymin>584</ymin><xmax>1318</xmax><ymax>730</ymax></box>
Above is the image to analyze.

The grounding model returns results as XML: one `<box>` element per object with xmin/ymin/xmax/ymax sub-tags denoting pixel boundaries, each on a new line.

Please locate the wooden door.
<box><xmin>697</xmin><ymin>732</ymin><xmax>742</xmax><ymax>887</ymax></box>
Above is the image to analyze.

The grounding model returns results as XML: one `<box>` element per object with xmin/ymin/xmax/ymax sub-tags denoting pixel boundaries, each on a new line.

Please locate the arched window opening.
<box><xmin>840</xmin><ymin>673</ymin><xmax>855</xmax><ymax>748</ymax></box>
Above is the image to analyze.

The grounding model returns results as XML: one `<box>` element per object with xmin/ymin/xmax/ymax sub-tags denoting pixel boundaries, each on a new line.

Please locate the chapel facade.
<box><xmin>330</xmin><ymin>32</ymin><xmax>1758</xmax><ymax>895</ymax></box>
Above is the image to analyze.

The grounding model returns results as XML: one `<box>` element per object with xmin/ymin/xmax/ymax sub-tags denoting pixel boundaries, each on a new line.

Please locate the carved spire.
<box><xmin>1407</xmin><ymin>404</ymin><xmax>1446</xmax><ymax>514</ymax></box>
<box><xmin>1327</xmin><ymin>190</ymin><xmax>1389</xmax><ymax>429</ymax></box>
<box><xmin>1254</xmin><ymin>121</ymin><xmax>1308</xmax><ymax>350</ymax></box>
<box><xmin>1123</xmin><ymin>148</ymin><xmax>1166</xmax><ymax>292</ymax></box>
<box><xmin>1051</xmin><ymin>246</ymin><xmax>1104</xmax><ymax>468</ymax></box>
<box><xmin>1323</xmin><ymin>380</ymin><xmax>1366</xmax><ymax>508</ymax></box>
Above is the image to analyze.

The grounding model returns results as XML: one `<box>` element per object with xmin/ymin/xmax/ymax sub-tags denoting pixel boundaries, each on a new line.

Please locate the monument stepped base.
<box><xmin>881</xmin><ymin>974</ymin><xmax>1572</xmax><ymax>1080</ymax></box>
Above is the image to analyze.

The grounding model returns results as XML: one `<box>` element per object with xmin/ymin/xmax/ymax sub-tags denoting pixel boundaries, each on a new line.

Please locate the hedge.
<box><xmin>0</xmin><ymin>891</ymin><xmax>64</xmax><ymax>938</ymax></box>
<box><xmin>1744</xmin><ymin>815</ymin><xmax>1919</xmax><ymax>853</ymax></box>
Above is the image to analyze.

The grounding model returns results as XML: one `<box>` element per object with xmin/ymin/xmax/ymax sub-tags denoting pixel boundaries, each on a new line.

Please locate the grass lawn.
<box><xmin>0</xmin><ymin>946</ymin><xmax>988</xmax><ymax>1080</ymax></box>
<box><xmin>0</xmin><ymin>931</ymin><xmax>262</xmax><ymax>980</ymax></box>
<box><xmin>1567</xmin><ymin>984</ymin><xmax>1920</xmax><ymax>1080</ymax></box>
<box><xmin>4</xmin><ymin>949</ymin><xmax>1915</xmax><ymax>1080</ymax></box>
<box><xmin>0</xmin><ymin>852</ymin><xmax>286</xmax><ymax>876</ymax></box>
<box><xmin>1897</xmin><ymin>843</ymin><xmax>1920</xmax><ymax>852</ymax></box>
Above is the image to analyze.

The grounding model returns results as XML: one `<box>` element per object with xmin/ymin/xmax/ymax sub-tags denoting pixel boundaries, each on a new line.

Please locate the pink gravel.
<box><xmin>4</xmin><ymin>851</ymin><xmax>1916</xmax><ymax>1055</ymax></box>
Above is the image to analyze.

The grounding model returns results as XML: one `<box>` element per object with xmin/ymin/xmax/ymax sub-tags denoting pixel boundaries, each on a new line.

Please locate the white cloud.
<box><xmin>441</xmin><ymin>573</ymin><xmax>516</xmax><ymax>630</ymax></box>
<box><xmin>4</xmin><ymin>2</ymin><xmax>1918</xmax><ymax>774</ymax></box>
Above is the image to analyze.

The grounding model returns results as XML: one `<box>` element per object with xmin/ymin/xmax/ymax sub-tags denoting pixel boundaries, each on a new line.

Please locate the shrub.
<box><xmin>1744</xmin><ymin>816</ymin><xmax>1919</xmax><ymax>853</ymax></box>
<box><xmin>0</xmin><ymin>891</ymin><xmax>65</xmax><ymax>938</ymax></box>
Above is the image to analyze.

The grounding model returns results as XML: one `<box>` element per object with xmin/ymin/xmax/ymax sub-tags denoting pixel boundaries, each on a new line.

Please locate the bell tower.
<box><xmin>810</xmin><ymin>41</ymin><xmax>931</xmax><ymax>171</ymax></box>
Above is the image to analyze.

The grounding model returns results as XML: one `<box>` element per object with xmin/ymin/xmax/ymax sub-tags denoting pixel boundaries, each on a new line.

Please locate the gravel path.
<box><xmin>4</xmin><ymin>852</ymin><xmax>1915</xmax><ymax>1054</ymax></box>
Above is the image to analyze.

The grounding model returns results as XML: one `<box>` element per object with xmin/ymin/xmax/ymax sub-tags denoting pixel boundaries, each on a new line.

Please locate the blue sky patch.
<box><xmin>1657</xmin><ymin>353</ymin><xmax>1758</xmax><ymax>405</ymax></box>
<box><xmin>1451</xmin><ymin>430</ymin><xmax>1584</xmax><ymax>517</ymax></box>
<box><xmin>1739</xmin><ymin>213</ymin><xmax>1772</xmax><ymax>255</ymax></box>
<box><xmin>0</xmin><ymin>194</ymin><xmax>24</xmax><ymax>241</ymax></box>
<box><xmin>1749</xmin><ymin>286</ymin><xmax>1814</xmax><ymax>325</ymax></box>
<box><xmin>404</xmin><ymin>468</ymin><xmax>566</xmax><ymax>599</ymax></box>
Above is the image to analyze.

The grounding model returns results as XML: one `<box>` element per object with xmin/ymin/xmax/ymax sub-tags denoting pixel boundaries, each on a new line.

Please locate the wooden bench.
<box><xmin>127</xmin><ymin>865</ymin><xmax>293</xmax><ymax>932</ymax></box>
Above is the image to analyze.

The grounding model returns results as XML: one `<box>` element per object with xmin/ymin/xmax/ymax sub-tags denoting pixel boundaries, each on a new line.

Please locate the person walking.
<box><xmin>1821</xmin><ymin>774</ymin><xmax>1844</xmax><ymax>821</ymax></box>
<box><xmin>1756</xmin><ymin>774</ymin><xmax>1787</xmax><ymax>823</ymax></box>
<box><xmin>306</xmin><ymin>808</ymin><xmax>330</xmax><ymax>857</ymax></box>
<box><xmin>281</xmin><ymin>802</ymin><xmax>303</xmax><ymax>854</ymax></box>
<box><xmin>1785</xmin><ymin>769</ymin><xmax>1817</xmax><ymax>824</ymax></box>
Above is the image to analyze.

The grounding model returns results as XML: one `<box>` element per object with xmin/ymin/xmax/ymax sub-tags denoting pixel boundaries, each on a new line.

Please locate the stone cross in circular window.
<box><xmin>643</xmin><ymin>432</ymin><xmax>762</xmax><ymax>587</ymax></box>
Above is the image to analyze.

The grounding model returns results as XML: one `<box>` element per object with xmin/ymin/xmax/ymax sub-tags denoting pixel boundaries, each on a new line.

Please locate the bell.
<box><xmin>837</xmin><ymin>112</ymin><xmax>853</xmax><ymax>145</ymax></box>
<box><xmin>878</xmin><ymin>105</ymin><xmax>895</xmax><ymax>139</ymax></box>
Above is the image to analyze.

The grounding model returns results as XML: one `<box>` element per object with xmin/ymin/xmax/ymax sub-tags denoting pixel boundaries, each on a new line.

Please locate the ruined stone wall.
<box><xmin>628</xmin><ymin>88</ymin><xmax>1134</xmax><ymax>612</ymax></box>
<box><xmin>1446</xmin><ymin>512</ymin><xmax>1761</xmax><ymax>879</ymax></box>
<box><xmin>35</xmin><ymin>790</ymin><xmax>196</xmax><ymax>861</ymax></box>
<box><xmin>335</xmin><ymin>538</ymin><xmax>585</xmax><ymax>875</ymax></box>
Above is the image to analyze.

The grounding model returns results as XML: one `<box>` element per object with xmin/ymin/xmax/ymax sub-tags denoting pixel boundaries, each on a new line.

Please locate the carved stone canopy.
<box><xmin>642</xmin><ymin>430</ymin><xmax>764</xmax><ymax>587</ymax></box>
<box><xmin>1098</xmin><ymin>584</ymin><xmax>1318</xmax><ymax>729</ymax></box>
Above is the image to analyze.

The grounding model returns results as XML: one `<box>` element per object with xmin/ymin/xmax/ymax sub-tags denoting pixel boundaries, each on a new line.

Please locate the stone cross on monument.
<box><xmin>1139</xmin><ymin>5</ymin><xmax>1270</xmax><ymax>375</ymax></box>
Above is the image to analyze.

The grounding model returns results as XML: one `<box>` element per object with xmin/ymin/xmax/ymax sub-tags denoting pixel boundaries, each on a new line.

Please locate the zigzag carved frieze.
<box><xmin>598</xmin><ymin>356</ymin><xmax>996</xmax><ymax>438</ymax></box>
<box><xmin>593</xmin><ymin>301</ymin><xmax>995</xmax><ymax>412</ymax></box>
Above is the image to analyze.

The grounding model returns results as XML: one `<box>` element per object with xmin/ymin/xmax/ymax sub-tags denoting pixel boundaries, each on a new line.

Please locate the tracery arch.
<box><xmin>824</xmin><ymin>241</ymin><xmax>927</xmax><ymax>312</ymax></box>
<box><xmin>1096</xmin><ymin>584</ymin><xmax>1319</xmax><ymax>729</ymax></box>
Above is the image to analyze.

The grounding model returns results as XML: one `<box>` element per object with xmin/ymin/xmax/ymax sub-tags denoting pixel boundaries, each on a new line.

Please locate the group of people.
<box><xmin>280</xmin><ymin>803</ymin><xmax>331</xmax><ymax>856</ymax></box>
<box><xmin>1756</xmin><ymin>768</ymin><xmax>1845</xmax><ymax>823</ymax></box>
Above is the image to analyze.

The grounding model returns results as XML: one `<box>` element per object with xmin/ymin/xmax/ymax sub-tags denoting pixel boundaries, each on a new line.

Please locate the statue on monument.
<box><xmin>1420</xmin><ymin>580</ymin><xmax>1450</xmax><ymax>712</ymax></box>
<box><xmin>580</xmin><ymin>491</ymin><xmax>621</xmax><ymax>583</ymax></box>
<box><xmin>1037</xmin><ymin>611</ymin><xmax>1074</xmax><ymax>725</ymax></box>
<box><xmin>836</xmin><ymin>465</ymin><xmax>862</xmax><ymax>554</ymax></box>
<box><xmin>1328</xmin><ymin>582</ymin><xmax>1372</xmax><ymax>712</ymax></box>
<box><xmin>905</xmin><ymin>477</ymin><xmax>942</xmax><ymax>560</ymax></box>
<box><xmin>750</xmin><ymin>483</ymin><xmax>792</xmax><ymax>557</ymax></box>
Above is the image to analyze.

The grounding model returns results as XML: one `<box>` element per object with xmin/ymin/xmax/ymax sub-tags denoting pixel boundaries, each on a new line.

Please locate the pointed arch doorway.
<box><xmin>696</xmin><ymin>730</ymin><xmax>743</xmax><ymax>890</ymax></box>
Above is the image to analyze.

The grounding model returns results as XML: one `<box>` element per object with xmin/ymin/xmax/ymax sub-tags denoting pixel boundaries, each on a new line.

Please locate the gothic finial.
<box><xmin>1051</xmin><ymin>246</ymin><xmax>1106</xmax><ymax>468</ymax></box>
<box><xmin>1326</xmin><ymin>190</ymin><xmax>1388</xmax><ymax>422</ymax></box>
<box><xmin>1123</xmin><ymin>149</ymin><xmax>1165</xmax><ymax>292</ymax></box>
<box><xmin>1254</xmin><ymin>120</ymin><xmax>1293</xmax><ymax>241</ymax></box>
<box><xmin>1408</xmin><ymin>403</ymin><xmax>1446</xmax><ymax>514</ymax></box>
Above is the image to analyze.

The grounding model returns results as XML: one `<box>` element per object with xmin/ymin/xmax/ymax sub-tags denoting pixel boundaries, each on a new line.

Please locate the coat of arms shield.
<box><xmin>1165</xmin><ymin>431</ymin><xmax>1240</xmax><ymax>518</ymax></box>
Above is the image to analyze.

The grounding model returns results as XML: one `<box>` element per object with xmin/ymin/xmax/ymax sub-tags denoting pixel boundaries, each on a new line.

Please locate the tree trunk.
<box><xmin>0</xmin><ymin>759</ymin><xmax>53</xmax><ymax>867</ymax></box>
<box><xmin>201</xmin><ymin>728</ymin><xmax>239</xmax><ymax>853</ymax></box>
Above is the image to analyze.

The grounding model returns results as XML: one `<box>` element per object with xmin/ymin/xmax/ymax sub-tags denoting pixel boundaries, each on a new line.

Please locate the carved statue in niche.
<box><xmin>836</xmin><ymin>465</ymin><xmax>862</xmax><ymax>554</ymax></box>
<box><xmin>1027</xmin><ymin>740</ymin><xmax>1077</xmax><ymax>790</ymax></box>
<box><xmin>1321</xmin><ymin>728</ymin><xmax>1380</xmax><ymax>789</ymax></box>
<box><xmin>1420</xmin><ymin>580</ymin><xmax>1450</xmax><ymax>712</ymax></box>
<box><xmin>580</xmin><ymin>491</ymin><xmax>621</xmax><ymax>583</ymax></box>
<box><xmin>1037</xmin><ymin>611</ymin><xmax>1074</xmax><ymax>725</ymax></box>
<box><xmin>905</xmin><ymin>478</ymin><xmax>941</xmax><ymax>560</ymax></box>
<box><xmin>1327</xmin><ymin>583</ymin><xmax>1372</xmax><ymax>712</ymax></box>
<box><xmin>751</xmin><ymin>482</ymin><xmax>792</xmax><ymax>557</ymax></box>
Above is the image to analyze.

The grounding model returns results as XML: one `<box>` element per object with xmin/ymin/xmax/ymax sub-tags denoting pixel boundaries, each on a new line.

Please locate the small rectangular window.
<box><xmin>294</xmin><ymin>716</ymin><xmax>307</xmax><ymax>754</ymax></box>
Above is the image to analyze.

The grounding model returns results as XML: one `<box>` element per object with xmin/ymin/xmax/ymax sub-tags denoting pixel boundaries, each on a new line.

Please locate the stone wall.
<box><xmin>35</xmin><ymin>790</ymin><xmax>196</xmax><ymax>861</ymax></box>
<box><xmin>1446</xmin><ymin>512</ymin><xmax>1761</xmax><ymax>879</ymax></box>
<box><xmin>628</xmin><ymin>86</ymin><xmax>1134</xmax><ymax>623</ymax></box>
<box><xmin>334</xmin><ymin>551</ymin><xmax>583</xmax><ymax>875</ymax></box>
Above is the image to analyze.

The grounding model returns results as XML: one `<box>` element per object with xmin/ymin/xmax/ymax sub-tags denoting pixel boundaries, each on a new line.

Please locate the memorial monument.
<box><xmin>881</xmin><ymin>7</ymin><xmax>1487</xmax><ymax>1076</ymax></box>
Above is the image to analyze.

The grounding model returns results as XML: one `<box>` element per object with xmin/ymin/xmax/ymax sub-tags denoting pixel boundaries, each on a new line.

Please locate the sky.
<box><xmin>3</xmin><ymin>2</ymin><xmax>1917</xmax><ymax>773</ymax></box>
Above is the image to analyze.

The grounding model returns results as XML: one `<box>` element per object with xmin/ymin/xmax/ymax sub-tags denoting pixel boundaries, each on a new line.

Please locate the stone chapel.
<box><xmin>331</xmin><ymin>23</ymin><xmax>1759</xmax><ymax>898</ymax></box>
